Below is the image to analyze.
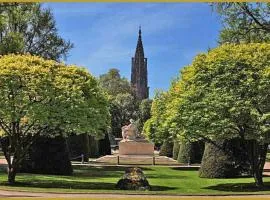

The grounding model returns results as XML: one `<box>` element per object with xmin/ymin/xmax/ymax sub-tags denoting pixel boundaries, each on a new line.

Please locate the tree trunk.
<box><xmin>250</xmin><ymin>141</ymin><xmax>268</xmax><ymax>188</ymax></box>
<box><xmin>7</xmin><ymin>167</ymin><xmax>16</xmax><ymax>185</ymax></box>
<box><xmin>254</xmin><ymin>169</ymin><xmax>263</xmax><ymax>188</ymax></box>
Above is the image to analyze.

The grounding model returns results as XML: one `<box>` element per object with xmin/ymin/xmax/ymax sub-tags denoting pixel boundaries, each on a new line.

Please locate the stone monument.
<box><xmin>119</xmin><ymin>119</ymin><xmax>154</xmax><ymax>155</ymax></box>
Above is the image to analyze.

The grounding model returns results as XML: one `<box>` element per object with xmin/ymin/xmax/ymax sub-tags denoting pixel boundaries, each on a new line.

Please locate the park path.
<box><xmin>0</xmin><ymin>190</ymin><xmax>270</xmax><ymax>199</ymax></box>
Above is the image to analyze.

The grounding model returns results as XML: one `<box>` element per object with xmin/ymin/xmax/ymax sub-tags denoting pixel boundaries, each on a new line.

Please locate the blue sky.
<box><xmin>44</xmin><ymin>3</ymin><xmax>222</xmax><ymax>98</ymax></box>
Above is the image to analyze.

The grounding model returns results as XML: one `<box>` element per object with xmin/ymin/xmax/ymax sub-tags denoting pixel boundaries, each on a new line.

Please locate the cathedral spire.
<box><xmin>131</xmin><ymin>26</ymin><xmax>149</xmax><ymax>100</ymax></box>
<box><xmin>135</xmin><ymin>26</ymin><xmax>144</xmax><ymax>58</ymax></box>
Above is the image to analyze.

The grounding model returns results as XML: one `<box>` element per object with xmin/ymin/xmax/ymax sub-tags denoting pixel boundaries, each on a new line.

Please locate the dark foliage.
<box><xmin>67</xmin><ymin>133</ymin><xmax>90</xmax><ymax>161</ymax></box>
<box><xmin>99</xmin><ymin>133</ymin><xmax>111</xmax><ymax>156</ymax></box>
<box><xmin>199</xmin><ymin>140</ymin><xmax>249</xmax><ymax>178</ymax></box>
<box><xmin>159</xmin><ymin>139</ymin><xmax>173</xmax><ymax>157</ymax></box>
<box><xmin>20</xmin><ymin>136</ymin><xmax>73</xmax><ymax>175</ymax></box>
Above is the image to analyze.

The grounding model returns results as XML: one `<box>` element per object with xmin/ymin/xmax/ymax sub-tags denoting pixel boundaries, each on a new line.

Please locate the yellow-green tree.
<box><xmin>146</xmin><ymin>43</ymin><xmax>270</xmax><ymax>187</ymax></box>
<box><xmin>174</xmin><ymin>44</ymin><xmax>270</xmax><ymax>187</ymax></box>
<box><xmin>0</xmin><ymin>54</ymin><xmax>110</xmax><ymax>184</ymax></box>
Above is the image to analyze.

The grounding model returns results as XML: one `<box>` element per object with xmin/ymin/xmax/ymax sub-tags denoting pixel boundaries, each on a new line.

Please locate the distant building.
<box><xmin>131</xmin><ymin>27</ymin><xmax>149</xmax><ymax>100</ymax></box>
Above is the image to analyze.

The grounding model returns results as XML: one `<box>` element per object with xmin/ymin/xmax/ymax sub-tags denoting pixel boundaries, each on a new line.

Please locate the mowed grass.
<box><xmin>1</xmin><ymin>165</ymin><xmax>270</xmax><ymax>195</ymax></box>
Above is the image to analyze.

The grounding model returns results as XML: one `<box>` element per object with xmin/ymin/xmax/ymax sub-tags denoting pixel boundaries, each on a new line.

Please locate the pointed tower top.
<box><xmin>135</xmin><ymin>26</ymin><xmax>144</xmax><ymax>58</ymax></box>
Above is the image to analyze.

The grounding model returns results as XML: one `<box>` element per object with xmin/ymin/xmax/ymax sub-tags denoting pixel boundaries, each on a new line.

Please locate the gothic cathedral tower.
<box><xmin>131</xmin><ymin>27</ymin><xmax>149</xmax><ymax>100</ymax></box>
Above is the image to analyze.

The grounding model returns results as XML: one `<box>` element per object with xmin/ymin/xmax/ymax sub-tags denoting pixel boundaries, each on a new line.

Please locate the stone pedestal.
<box><xmin>119</xmin><ymin>140</ymin><xmax>154</xmax><ymax>155</ymax></box>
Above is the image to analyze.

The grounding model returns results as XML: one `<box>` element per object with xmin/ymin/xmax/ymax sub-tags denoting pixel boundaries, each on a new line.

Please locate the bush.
<box><xmin>192</xmin><ymin>141</ymin><xmax>205</xmax><ymax>164</ymax></box>
<box><xmin>177</xmin><ymin>141</ymin><xmax>204</xmax><ymax>164</ymax></box>
<box><xmin>21</xmin><ymin>136</ymin><xmax>73</xmax><ymax>175</ymax></box>
<box><xmin>67</xmin><ymin>133</ymin><xmax>90</xmax><ymax>161</ymax></box>
<box><xmin>177</xmin><ymin>141</ymin><xmax>192</xmax><ymax>163</ymax></box>
<box><xmin>159</xmin><ymin>139</ymin><xmax>173</xmax><ymax>157</ymax></box>
<box><xmin>172</xmin><ymin>141</ymin><xmax>180</xmax><ymax>160</ymax></box>
<box><xmin>89</xmin><ymin>135</ymin><xmax>100</xmax><ymax>158</ymax></box>
<box><xmin>199</xmin><ymin>140</ymin><xmax>242</xmax><ymax>178</ymax></box>
<box><xmin>99</xmin><ymin>133</ymin><xmax>111</xmax><ymax>156</ymax></box>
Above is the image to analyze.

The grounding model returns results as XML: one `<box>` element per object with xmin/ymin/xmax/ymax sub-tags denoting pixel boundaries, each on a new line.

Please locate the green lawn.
<box><xmin>1</xmin><ymin>165</ymin><xmax>270</xmax><ymax>195</ymax></box>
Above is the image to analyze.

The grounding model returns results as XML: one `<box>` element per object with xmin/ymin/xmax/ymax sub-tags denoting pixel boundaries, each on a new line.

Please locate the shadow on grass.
<box><xmin>171</xmin><ymin>167</ymin><xmax>200</xmax><ymax>171</ymax></box>
<box><xmin>0</xmin><ymin>179</ymin><xmax>176</xmax><ymax>191</ymax></box>
<box><xmin>150</xmin><ymin>185</ymin><xmax>177</xmax><ymax>191</ymax></box>
<box><xmin>0</xmin><ymin>180</ymin><xmax>117</xmax><ymax>190</ymax></box>
<box><xmin>203</xmin><ymin>182</ymin><xmax>270</xmax><ymax>192</ymax></box>
<box><xmin>146</xmin><ymin>174</ymin><xmax>186</xmax><ymax>179</ymax></box>
<box><xmin>73</xmin><ymin>166</ymin><xmax>153</xmax><ymax>178</ymax></box>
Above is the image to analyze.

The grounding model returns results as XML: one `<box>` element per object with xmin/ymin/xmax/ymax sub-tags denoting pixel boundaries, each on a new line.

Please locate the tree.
<box><xmin>143</xmin><ymin>91</ymin><xmax>169</xmax><ymax>144</ymax></box>
<box><xmin>173</xmin><ymin>44</ymin><xmax>270</xmax><ymax>187</ymax></box>
<box><xmin>111</xmin><ymin>93</ymin><xmax>138</xmax><ymax>137</ymax></box>
<box><xmin>99</xmin><ymin>69</ymin><xmax>138</xmax><ymax>138</ymax></box>
<box><xmin>212</xmin><ymin>3</ymin><xmax>270</xmax><ymax>43</ymax></box>
<box><xmin>137</xmin><ymin>99</ymin><xmax>152</xmax><ymax>133</ymax></box>
<box><xmin>0</xmin><ymin>54</ymin><xmax>110</xmax><ymax>184</ymax></box>
<box><xmin>0</xmin><ymin>3</ymin><xmax>73</xmax><ymax>60</ymax></box>
<box><xmin>99</xmin><ymin>68</ymin><xmax>132</xmax><ymax>96</ymax></box>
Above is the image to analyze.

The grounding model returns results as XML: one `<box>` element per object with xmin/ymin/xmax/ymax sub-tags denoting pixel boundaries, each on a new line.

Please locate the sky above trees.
<box><xmin>44</xmin><ymin>3</ymin><xmax>221</xmax><ymax>97</ymax></box>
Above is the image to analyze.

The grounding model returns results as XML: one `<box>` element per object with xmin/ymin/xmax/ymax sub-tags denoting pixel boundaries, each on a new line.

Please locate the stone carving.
<box><xmin>121</xmin><ymin>119</ymin><xmax>138</xmax><ymax>141</ymax></box>
<box><xmin>119</xmin><ymin>119</ymin><xmax>154</xmax><ymax>155</ymax></box>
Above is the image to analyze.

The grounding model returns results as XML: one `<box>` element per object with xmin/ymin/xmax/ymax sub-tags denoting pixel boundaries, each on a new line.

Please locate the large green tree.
<box><xmin>99</xmin><ymin>68</ymin><xmax>132</xmax><ymax>96</ymax></box>
<box><xmin>0</xmin><ymin>3</ymin><xmax>73</xmax><ymax>60</ymax></box>
<box><xmin>172</xmin><ymin>44</ymin><xmax>270</xmax><ymax>187</ymax></box>
<box><xmin>0</xmin><ymin>54</ymin><xmax>110</xmax><ymax>184</ymax></box>
<box><xmin>99</xmin><ymin>69</ymin><xmax>138</xmax><ymax>137</ymax></box>
<box><xmin>212</xmin><ymin>3</ymin><xmax>270</xmax><ymax>43</ymax></box>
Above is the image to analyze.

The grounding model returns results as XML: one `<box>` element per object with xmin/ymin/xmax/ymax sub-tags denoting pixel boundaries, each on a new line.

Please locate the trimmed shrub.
<box><xmin>89</xmin><ymin>135</ymin><xmax>99</xmax><ymax>158</ymax></box>
<box><xmin>177</xmin><ymin>141</ymin><xmax>204</xmax><ymax>164</ymax></box>
<box><xmin>21</xmin><ymin>136</ymin><xmax>73</xmax><ymax>175</ymax></box>
<box><xmin>99</xmin><ymin>133</ymin><xmax>111</xmax><ymax>156</ymax></box>
<box><xmin>177</xmin><ymin>141</ymin><xmax>192</xmax><ymax>163</ymax></box>
<box><xmin>159</xmin><ymin>139</ymin><xmax>173</xmax><ymax>157</ymax></box>
<box><xmin>199</xmin><ymin>140</ymin><xmax>242</xmax><ymax>178</ymax></box>
<box><xmin>192</xmin><ymin>141</ymin><xmax>205</xmax><ymax>164</ymax></box>
<box><xmin>67</xmin><ymin>133</ymin><xmax>90</xmax><ymax>161</ymax></box>
<box><xmin>172</xmin><ymin>141</ymin><xmax>180</xmax><ymax>160</ymax></box>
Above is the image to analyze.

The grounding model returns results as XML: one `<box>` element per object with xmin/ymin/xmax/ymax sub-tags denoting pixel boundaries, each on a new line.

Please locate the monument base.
<box><xmin>119</xmin><ymin>140</ymin><xmax>154</xmax><ymax>155</ymax></box>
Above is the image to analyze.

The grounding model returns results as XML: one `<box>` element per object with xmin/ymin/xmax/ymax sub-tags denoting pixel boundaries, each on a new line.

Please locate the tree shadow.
<box><xmin>150</xmin><ymin>185</ymin><xmax>177</xmax><ymax>191</ymax></box>
<box><xmin>73</xmin><ymin>166</ymin><xmax>153</xmax><ymax>178</ymax></box>
<box><xmin>0</xmin><ymin>180</ymin><xmax>117</xmax><ymax>190</ymax></box>
<box><xmin>0</xmin><ymin>179</ymin><xmax>176</xmax><ymax>192</ymax></box>
<box><xmin>146</xmin><ymin>174</ymin><xmax>186</xmax><ymax>179</ymax></box>
<box><xmin>171</xmin><ymin>167</ymin><xmax>200</xmax><ymax>171</ymax></box>
<box><xmin>203</xmin><ymin>182</ymin><xmax>270</xmax><ymax>192</ymax></box>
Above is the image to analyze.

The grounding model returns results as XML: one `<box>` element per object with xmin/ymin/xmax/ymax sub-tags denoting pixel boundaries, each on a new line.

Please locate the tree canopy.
<box><xmin>99</xmin><ymin>68</ymin><xmax>132</xmax><ymax>97</ymax></box>
<box><xmin>0</xmin><ymin>3</ymin><xmax>73</xmax><ymax>60</ymax></box>
<box><xmin>212</xmin><ymin>3</ymin><xmax>270</xmax><ymax>43</ymax></box>
<box><xmin>0</xmin><ymin>54</ymin><xmax>110</xmax><ymax>184</ymax></box>
<box><xmin>145</xmin><ymin>43</ymin><xmax>270</xmax><ymax>186</ymax></box>
<box><xmin>99</xmin><ymin>69</ymin><xmax>138</xmax><ymax>137</ymax></box>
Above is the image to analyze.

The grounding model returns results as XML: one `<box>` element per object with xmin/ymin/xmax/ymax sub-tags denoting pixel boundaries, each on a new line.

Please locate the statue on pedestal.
<box><xmin>119</xmin><ymin>119</ymin><xmax>153</xmax><ymax>155</ymax></box>
<box><xmin>121</xmin><ymin>119</ymin><xmax>139</xmax><ymax>141</ymax></box>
